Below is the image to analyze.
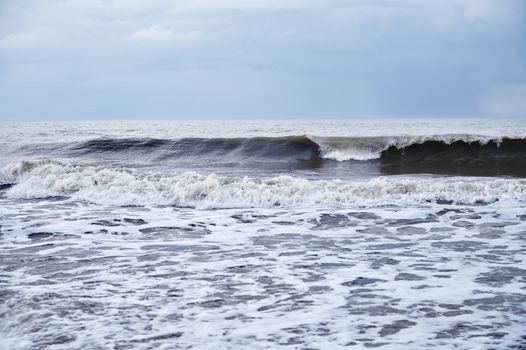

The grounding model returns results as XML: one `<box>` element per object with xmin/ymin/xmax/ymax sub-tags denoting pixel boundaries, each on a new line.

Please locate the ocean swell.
<box><xmin>13</xmin><ymin>135</ymin><xmax>526</xmax><ymax>176</ymax></box>
<box><xmin>17</xmin><ymin>135</ymin><xmax>525</xmax><ymax>162</ymax></box>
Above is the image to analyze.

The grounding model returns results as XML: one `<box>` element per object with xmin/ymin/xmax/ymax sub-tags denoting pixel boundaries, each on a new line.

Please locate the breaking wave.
<box><xmin>19</xmin><ymin>135</ymin><xmax>526</xmax><ymax>161</ymax></box>
<box><xmin>2</xmin><ymin>161</ymin><xmax>525</xmax><ymax>209</ymax></box>
<box><xmin>16</xmin><ymin>135</ymin><xmax>526</xmax><ymax>176</ymax></box>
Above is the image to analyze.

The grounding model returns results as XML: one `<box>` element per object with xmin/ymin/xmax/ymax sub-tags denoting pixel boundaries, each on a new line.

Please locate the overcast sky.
<box><xmin>0</xmin><ymin>0</ymin><xmax>525</xmax><ymax>120</ymax></box>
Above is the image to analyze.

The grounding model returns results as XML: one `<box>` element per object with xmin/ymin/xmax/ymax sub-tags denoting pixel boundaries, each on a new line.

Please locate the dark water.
<box><xmin>15</xmin><ymin>136</ymin><xmax>526</xmax><ymax>177</ymax></box>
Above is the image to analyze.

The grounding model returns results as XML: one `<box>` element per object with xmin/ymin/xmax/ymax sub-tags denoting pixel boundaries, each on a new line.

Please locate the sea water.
<box><xmin>1</xmin><ymin>119</ymin><xmax>525</xmax><ymax>349</ymax></box>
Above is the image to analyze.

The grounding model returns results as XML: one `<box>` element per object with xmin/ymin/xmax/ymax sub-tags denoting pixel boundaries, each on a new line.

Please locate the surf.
<box><xmin>2</xmin><ymin>160</ymin><xmax>526</xmax><ymax>208</ymax></box>
<box><xmin>13</xmin><ymin>135</ymin><xmax>526</xmax><ymax>176</ymax></box>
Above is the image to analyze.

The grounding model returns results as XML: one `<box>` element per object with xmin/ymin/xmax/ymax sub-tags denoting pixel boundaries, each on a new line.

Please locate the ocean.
<box><xmin>1</xmin><ymin>119</ymin><xmax>525</xmax><ymax>349</ymax></box>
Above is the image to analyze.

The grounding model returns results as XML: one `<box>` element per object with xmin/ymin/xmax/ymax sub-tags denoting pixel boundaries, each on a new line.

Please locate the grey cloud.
<box><xmin>0</xmin><ymin>0</ymin><xmax>524</xmax><ymax>119</ymax></box>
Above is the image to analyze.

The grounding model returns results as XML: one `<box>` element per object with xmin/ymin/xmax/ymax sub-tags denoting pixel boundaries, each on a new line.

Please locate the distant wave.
<box><xmin>16</xmin><ymin>135</ymin><xmax>526</xmax><ymax>176</ymax></box>
<box><xmin>2</xmin><ymin>161</ymin><xmax>526</xmax><ymax>208</ymax></box>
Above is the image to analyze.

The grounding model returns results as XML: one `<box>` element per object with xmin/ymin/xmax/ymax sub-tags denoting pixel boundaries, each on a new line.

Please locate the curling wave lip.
<box><xmin>12</xmin><ymin>135</ymin><xmax>526</xmax><ymax>177</ymax></box>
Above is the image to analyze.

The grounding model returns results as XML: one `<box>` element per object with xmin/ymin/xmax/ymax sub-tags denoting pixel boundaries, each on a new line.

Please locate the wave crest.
<box><xmin>21</xmin><ymin>134</ymin><xmax>525</xmax><ymax>161</ymax></box>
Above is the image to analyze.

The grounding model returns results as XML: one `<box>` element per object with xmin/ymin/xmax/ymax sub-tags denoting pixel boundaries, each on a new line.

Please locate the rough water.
<box><xmin>1</xmin><ymin>120</ymin><xmax>525</xmax><ymax>349</ymax></box>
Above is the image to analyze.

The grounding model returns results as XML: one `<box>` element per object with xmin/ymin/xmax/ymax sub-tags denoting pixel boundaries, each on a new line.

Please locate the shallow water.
<box><xmin>1</xmin><ymin>199</ymin><xmax>525</xmax><ymax>349</ymax></box>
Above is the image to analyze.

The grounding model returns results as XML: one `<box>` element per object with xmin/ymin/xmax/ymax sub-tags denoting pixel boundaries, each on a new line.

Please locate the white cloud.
<box><xmin>166</xmin><ymin>0</ymin><xmax>305</xmax><ymax>14</ymax></box>
<box><xmin>464</xmin><ymin>0</ymin><xmax>494</xmax><ymax>21</ymax></box>
<box><xmin>129</xmin><ymin>26</ymin><xmax>201</xmax><ymax>43</ymax></box>
<box><xmin>0</xmin><ymin>32</ymin><xmax>39</xmax><ymax>48</ymax></box>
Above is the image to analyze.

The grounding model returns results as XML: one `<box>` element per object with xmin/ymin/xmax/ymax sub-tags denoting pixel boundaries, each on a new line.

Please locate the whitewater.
<box><xmin>1</xmin><ymin>119</ymin><xmax>525</xmax><ymax>350</ymax></box>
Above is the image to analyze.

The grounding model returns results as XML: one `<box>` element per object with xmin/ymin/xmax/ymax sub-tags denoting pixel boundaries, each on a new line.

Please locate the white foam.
<box><xmin>309</xmin><ymin>134</ymin><xmax>499</xmax><ymax>161</ymax></box>
<box><xmin>2</xmin><ymin>161</ymin><xmax>526</xmax><ymax>209</ymax></box>
<box><xmin>0</xmin><ymin>160</ymin><xmax>59</xmax><ymax>184</ymax></box>
<box><xmin>1</xmin><ymin>200</ymin><xmax>525</xmax><ymax>349</ymax></box>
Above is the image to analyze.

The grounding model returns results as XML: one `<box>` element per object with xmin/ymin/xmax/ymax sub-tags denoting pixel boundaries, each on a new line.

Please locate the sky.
<box><xmin>0</xmin><ymin>0</ymin><xmax>525</xmax><ymax>120</ymax></box>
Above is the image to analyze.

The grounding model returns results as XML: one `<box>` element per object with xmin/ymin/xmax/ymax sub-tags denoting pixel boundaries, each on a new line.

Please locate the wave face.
<box><xmin>2</xmin><ymin>161</ymin><xmax>526</xmax><ymax>208</ymax></box>
<box><xmin>380</xmin><ymin>138</ymin><xmax>526</xmax><ymax>177</ymax></box>
<box><xmin>65</xmin><ymin>136</ymin><xmax>320</xmax><ymax>162</ymax></box>
<box><xmin>18</xmin><ymin>135</ymin><xmax>526</xmax><ymax>177</ymax></box>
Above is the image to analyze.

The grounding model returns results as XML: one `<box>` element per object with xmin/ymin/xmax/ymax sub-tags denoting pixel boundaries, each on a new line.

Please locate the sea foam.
<box><xmin>2</xmin><ymin>161</ymin><xmax>525</xmax><ymax>209</ymax></box>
